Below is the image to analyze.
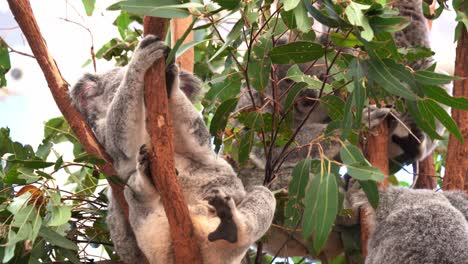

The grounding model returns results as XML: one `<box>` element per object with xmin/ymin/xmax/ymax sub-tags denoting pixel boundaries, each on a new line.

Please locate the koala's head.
<box><xmin>271</xmin><ymin>39</ymin><xmax>330</xmax><ymax>124</ymax></box>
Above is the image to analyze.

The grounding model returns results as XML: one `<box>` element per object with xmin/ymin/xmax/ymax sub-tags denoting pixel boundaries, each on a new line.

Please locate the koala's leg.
<box><xmin>105</xmin><ymin>35</ymin><xmax>169</xmax><ymax>161</ymax></box>
<box><xmin>205</xmin><ymin>186</ymin><xmax>276</xmax><ymax>246</ymax></box>
<box><xmin>106</xmin><ymin>195</ymin><xmax>146</xmax><ymax>264</ymax></box>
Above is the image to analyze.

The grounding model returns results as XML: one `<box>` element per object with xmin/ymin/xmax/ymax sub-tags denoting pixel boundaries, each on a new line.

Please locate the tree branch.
<box><xmin>444</xmin><ymin>26</ymin><xmax>468</xmax><ymax>192</ymax></box>
<box><xmin>143</xmin><ymin>17</ymin><xmax>202</xmax><ymax>263</ymax></box>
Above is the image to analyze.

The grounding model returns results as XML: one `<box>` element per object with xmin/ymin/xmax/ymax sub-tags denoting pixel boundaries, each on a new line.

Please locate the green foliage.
<box><xmin>102</xmin><ymin>0</ymin><xmax>466</xmax><ymax>261</ymax></box>
<box><xmin>0</xmin><ymin>39</ymin><xmax>11</xmax><ymax>87</ymax></box>
<box><xmin>0</xmin><ymin>122</ymin><xmax>114</xmax><ymax>263</ymax></box>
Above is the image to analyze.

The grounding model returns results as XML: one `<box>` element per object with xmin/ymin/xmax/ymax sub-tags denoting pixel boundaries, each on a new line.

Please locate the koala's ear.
<box><xmin>70</xmin><ymin>73</ymin><xmax>99</xmax><ymax>111</ymax></box>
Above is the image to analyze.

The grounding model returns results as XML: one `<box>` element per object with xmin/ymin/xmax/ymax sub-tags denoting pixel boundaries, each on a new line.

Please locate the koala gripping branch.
<box><xmin>142</xmin><ymin>17</ymin><xmax>203</xmax><ymax>263</ymax></box>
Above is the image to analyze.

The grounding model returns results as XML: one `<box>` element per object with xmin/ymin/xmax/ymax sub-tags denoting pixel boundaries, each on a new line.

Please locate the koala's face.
<box><xmin>273</xmin><ymin>62</ymin><xmax>329</xmax><ymax>124</ymax></box>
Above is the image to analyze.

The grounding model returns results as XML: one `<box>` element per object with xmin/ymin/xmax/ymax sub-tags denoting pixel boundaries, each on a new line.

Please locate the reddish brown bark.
<box><xmin>414</xmin><ymin>155</ymin><xmax>437</xmax><ymax>189</ymax></box>
<box><xmin>172</xmin><ymin>17</ymin><xmax>195</xmax><ymax>72</ymax></box>
<box><xmin>444</xmin><ymin>27</ymin><xmax>468</xmax><ymax>192</ymax></box>
<box><xmin>6</xmin><ymin>0</ymin><xmax>129</xmax><ymax>217</ymax></box>
<box><xmin>143</xmin><ymin>17</ymin><xmax>202</xmax><ymax>263</ymax></box>
<box><xmin>361</xmin><ymin>121</ymin><xmax>389</xmax><ymax>258</ymax></box>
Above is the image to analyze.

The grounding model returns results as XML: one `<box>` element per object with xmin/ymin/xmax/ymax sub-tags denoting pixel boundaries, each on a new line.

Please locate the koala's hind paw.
<box><xmin>132</xmin><ymin>35</ymin><xmax>171</xmax><ymax>72</ymax></box>
<box><xmin>362</xmin><ymin>106</ymin><xmax>392</xmax><ymax>129</ymax></box>
<box><xmin>205</xmin><ymin>190</ymin><xmax>238</xmax><ymax>243</ymax></box>
<box><xmin>137</xmin><ymin>144</ymin><xmax>154</xmax><ymax>186</ymax></box>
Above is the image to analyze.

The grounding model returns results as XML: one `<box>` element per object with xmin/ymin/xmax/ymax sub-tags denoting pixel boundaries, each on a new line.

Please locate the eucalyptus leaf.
<box><xmin>422</xmin><ymin>99</ymin><xmax>463</xmax><ymax>143</ymax></box>
<box><xmin>424</xmin><ymin>85</ymin><xmax>468</xmax><ymax>110</ymax></box>
<box><xmin>302</xmin><ymin>169</ymin><xmax>339</xmax><ymax>253</ymax></box>
<box><xmin>359</xmin><ymin>180</ymin><xmax>379</xmax><ymax>209</ymax></box>
<box><xmin>39</xmin><ymin>226</ymin><xmax>78</xmax><ymax>251</ymax></box>
<box><xmin>285</xmin><ymin>158</ymin><xmax>311</xmax><ymax>228</ymax></box>
<box><xmin>209</xmin><ymin>98</ymin><xmax>239</xmax><ymax>153</ymax></box>
<box><xmin>238</xmin><ymin>130</ymin><xmax>254</xmax><ymax>165</ymax></box>
<box><xmin>414</xmin><ymin>70</ymin><xmax>461</xmax><ymax>86</ymax></box>
<box><xmin>270</xmin><ymin>41</ymin><xmax>325</xmax><ymax>64</ymax></box>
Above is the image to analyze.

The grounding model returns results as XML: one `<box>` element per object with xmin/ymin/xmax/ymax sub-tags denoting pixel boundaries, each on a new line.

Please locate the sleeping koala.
<box><xmin>70</xmin><ymin>35</ymin><xmax>276</xmax><ymax>264</ymax></box>
<box><xmin>348</xmin><ymin>184</ymin><xmax>468</xmax><ymax>264</ymax></box>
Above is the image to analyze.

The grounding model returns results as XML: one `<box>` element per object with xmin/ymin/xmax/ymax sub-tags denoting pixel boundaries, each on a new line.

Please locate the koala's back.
<box><xmin>367</xmin><ymin>188</ymin><xmax>468</xmax><ymax>264</ymax></box>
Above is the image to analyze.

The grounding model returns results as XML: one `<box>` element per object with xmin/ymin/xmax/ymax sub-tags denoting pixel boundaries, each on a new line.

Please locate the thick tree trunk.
<box><xmin>444</xmin><ymin>28</ymin><xmax>468</xmax><ymax>192</ymax></box>
<box><xmin>361</xmin><ymin>121</ymin><xmax>389</xmax><ymax>258</ymax></box>
<box><xmin>143</xmin><ymin>17</ymin><xmax>202</xmax><ymax>263</ymax></box>
<box><xmin>172</xmin><ymin>17</ymin><xmax>195</xmax><ymax>72</ymax></box>
<box><xmin>414</xmin><ymin>155</ymin><xmax>437</xmax><ymax>189</ymax></box>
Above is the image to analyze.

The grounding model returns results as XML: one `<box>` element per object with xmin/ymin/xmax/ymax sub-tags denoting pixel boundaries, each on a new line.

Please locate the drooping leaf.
<box><xmin>302</xmin><ymin>168</ymin><xmax>339</xmax><ymax>253</ymax></box>
<box><xmin>359</xmin><ymin>180</ymin><xmax>379</xmax><ymax>209</ymax></box>
<box><xmin>407</xmin><ymin>101</ymin><xmax>443</xmax><ymax>140</ymax></box>
<box><xmin>238</xmin><ymin>130</ymin><xmax>254</xmax><ymax>165</ymax></box>
<box><xmin>422</xmin><ymin>99</ymin><xmax>463</xmax><ymax>143</ymax></box>
<box><xmin>294</xmin><ymin>1</ymin><xmax>312</xmax><ymax>33</ymax></box>
<box><xmin>247</xmin><ymin>35</ymin><xmax>273</xmax><ymax>92</ymax></box>
<box><xmin>285</xmin><ymin>158</ymin><xmax>311</xmax><ymax>228</ymax></box>
<box><xmin>209</xmin><ymin>98</ymin><xmax>239</xmax><ymax>153</ymax></box>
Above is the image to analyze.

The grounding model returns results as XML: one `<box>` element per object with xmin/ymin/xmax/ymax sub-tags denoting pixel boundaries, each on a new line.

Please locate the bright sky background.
<box><xmin>0</xmin><ymin>1</ymin><xmax>458</xmax><ymax>180</ymax></box>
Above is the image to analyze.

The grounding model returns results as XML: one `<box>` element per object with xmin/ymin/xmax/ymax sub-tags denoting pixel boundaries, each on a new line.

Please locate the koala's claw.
<box><xmin>362</xmin><ymin>106</ymin><xmax>392</xmax><ymax>129</ymax></box>
<box><xmin>132</xmin><ymin>35</ymin><xmax>170</xmax><ymax>72</ymax></box>
<box><xmin>137</xmin><ymin>144</ymin><xmax>153</xmax><ymax>186</ymax></box>
<box><xmin>165</xmin><ymin>63</ymin><xmax>178</xmax><ymax>98</ymax></box>
<box><xmin>205</xmin><ymin>190</ymin><xmax>238</xmax><ymax>243</ymax></box>
<box><xmin>139</xmin><ymin>35</ymin><xmax>162</xmax><ymax>49</ymax></box>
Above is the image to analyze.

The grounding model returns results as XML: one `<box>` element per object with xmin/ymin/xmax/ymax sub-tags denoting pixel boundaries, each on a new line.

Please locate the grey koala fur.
<box><xmin>235</xmin><ymin>0</ymin><xmax>451</xmax><ymax>260</ymax></box>
<box><xmin>348</xmin><ymin>185</ymin><xmax>468</xmax><ymax>264</ymax></box>
<box><xmin>71</xmin><ymin>35</ymin><xmax>276</xmax><ymax>264</ymax></box>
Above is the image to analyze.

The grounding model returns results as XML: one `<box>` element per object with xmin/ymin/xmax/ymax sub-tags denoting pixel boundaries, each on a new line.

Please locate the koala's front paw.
<box><xmin>131</xmin><ymin>35</ymin><xmax>170</xmax><ymax>72</ymax></box>
<box><xmin>362</xmin><ymin>106</ymin><xmax>392</xmax><ymax>129</ymax></box>
<box><xmin>205</xmin><ymin>189</ymin><xmax>238</xmax><ymax>243</ymax></box>
<box><xmin>165</xmin><ymin>63</ymin><xmax>179</xmax><ymax>98</ymax></box>
<box><xmin>137</xmin><ymin>144</ymin><xmax>154</xmax><ymax>186</ymax></box>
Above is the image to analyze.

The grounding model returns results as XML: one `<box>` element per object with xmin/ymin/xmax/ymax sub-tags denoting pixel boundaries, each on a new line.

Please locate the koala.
<box><xmin>70</xmin><ymin>35</ymin><xmax>276</xmax><ymax>264</ymax></box>
<box><xmin>348</xmin><ymin>184</ymin><xmax>468</xmax><ymax>264</ymax></box>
